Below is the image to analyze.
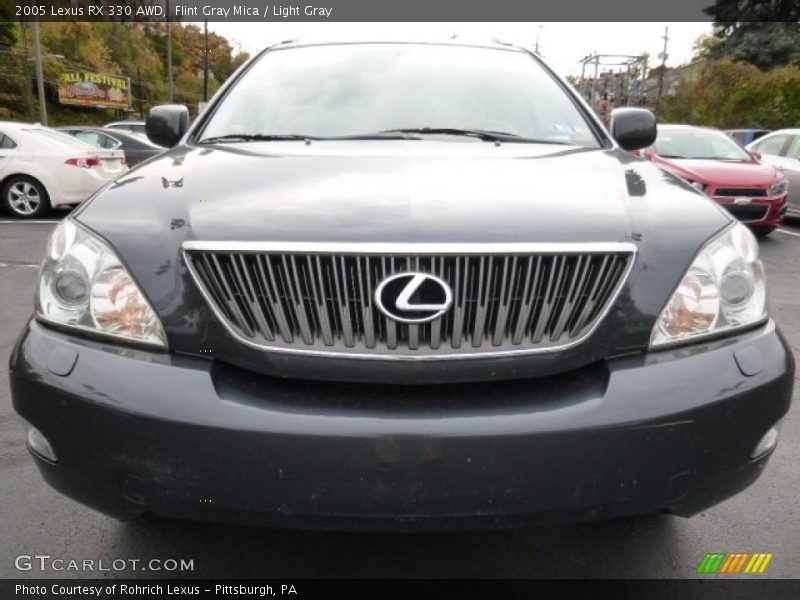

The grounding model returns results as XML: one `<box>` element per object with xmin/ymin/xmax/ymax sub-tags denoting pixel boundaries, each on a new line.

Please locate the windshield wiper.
<box><xmin>362</xmin><ymin>127</ymin><xmax>573</xmax><ymax>144</ymax></box>
<box><xmin>197</xmin><ymin>134</ymin><xmax>316</xmax><ymax>144</ymax></box>
<box><xmin>197</xmin><ymin>130</ymin><xmax>578</xmax><ymax>145</ymax></box>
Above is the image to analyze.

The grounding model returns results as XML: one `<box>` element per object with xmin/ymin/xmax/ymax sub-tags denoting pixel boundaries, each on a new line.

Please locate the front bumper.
<box><xmin>10</xmin><ymin>319</ymin><xmax>794</xmax><ymax>531</ymax></box>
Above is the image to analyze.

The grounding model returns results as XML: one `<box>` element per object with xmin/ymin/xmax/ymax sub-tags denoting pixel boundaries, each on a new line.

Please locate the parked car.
<box><xmin>746</xmin><ymin>129</ymin><xmax>800</xmax><ymax>219</ymax></box>
<box><xmin>104</xmin><ymin>120</ymin><xmax>146</xmax><ymax>136</ymax></box>
<box><xmin>0</xmin><ymin>122</ymin><xmax>127</xmax><ymax>218</ymax></box>
<box><xmin>57</xmin><ymin>126</ymin><xmax>165</xmax><ymax>167</ymax></box>
<box><xmin>642</xmin><ymin>124</ymin><xmax>788</xmax><ymax>236</ymax></box>
<box><xmin>11</xmin><ymin>41</ymin><xmax>792</xmax><ymax>531</ymax></box>
<box><xmin>725</xmin><ymin>128</ymin><xmax>771</xmax><ymax>146</ymax></box>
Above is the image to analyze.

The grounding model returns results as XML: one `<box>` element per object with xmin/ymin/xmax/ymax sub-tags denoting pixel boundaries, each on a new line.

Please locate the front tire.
<box><xmin>2</xmin><ymin>176</ymin><xmax>51</xmax><ymax>218</ymax></box>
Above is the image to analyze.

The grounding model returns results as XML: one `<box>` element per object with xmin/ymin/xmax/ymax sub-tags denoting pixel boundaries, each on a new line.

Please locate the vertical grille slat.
<box><xmin>186</xmin><ymin>246</ymin><xmax>633</xmax><ymax>356</ymax></box>
<box><xmin>550</xmin><ymin>255</ymin><xmax>585</xmax><ymax>341</ymax></box>
<box><xmin>283</xmin><ymin>255</ymin><xmax>314</xmax><ymax>345</ymax></box>
<box><xmin>531</xmin><ymin>255</ymin><xmax>562</xmax><ymax>344</ymax></box>
<box><xmin>332</xmin><ymin>256</ymin><xmax>355</xmax><ymax>347</ymax></box>
<box><xmin>407</xmin><ymin>256</ymin><xmax>420</xmax><ymax>350</ymax></box>
<box><xmin>430</xmin><ymin>257</ymin><xmax>443</xmax><ymax>350</ymax></box>
<box><xmin>255</xmin><ymin>254</ymin><xmax>294</xmax><ymax>343</ymax></box>
<box><xmin>492</xmin><ymin>256</ymin><xmax>514</xmax><ymax>346</ymax></box>
<box><xmin>307</xmin><ymin>256</ymin><xmax>335</xmax><ymax>346</ymax></box>
<box><xmin>209</xmin><ymin>254</ymin><xmax>255</xmax><ymax>338</ymax></box>
<box><xmin>233</xmin><ymin>254</ymin><xmax>275</xmax><ymax>341</ymax></box>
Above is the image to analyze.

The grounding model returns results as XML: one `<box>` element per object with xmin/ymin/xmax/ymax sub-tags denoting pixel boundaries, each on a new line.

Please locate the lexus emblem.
<box><xmin>375</xmin><ymin>272</ymin><xmax>453</xmax><ymax>324</ymax></box>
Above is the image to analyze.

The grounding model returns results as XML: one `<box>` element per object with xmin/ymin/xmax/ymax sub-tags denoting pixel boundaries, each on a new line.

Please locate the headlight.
<box><xmin>37</xmin><ymin>219</ymin><xmax>167</xmax><ymax>348</ymax></box>
<box><xmin>650</xmin><ymin>222</ymin><xmax>767</xmax><ymax>348</ymax></box>
<box><xmin>769</xmin><ymin>178</ymin><xmax>788</xmax><ymax>196</ymax></box>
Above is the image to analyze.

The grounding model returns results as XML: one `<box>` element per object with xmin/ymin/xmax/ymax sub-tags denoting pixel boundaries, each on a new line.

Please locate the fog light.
<box><xmin>27</xmin><ymin>427</ymin><xmax>57</xmax><ymax>462</ymax></box>
<box><xmin>751</xmin><ymin>426</ymin><xmax>779</xmax><ymax>460</ymax></box>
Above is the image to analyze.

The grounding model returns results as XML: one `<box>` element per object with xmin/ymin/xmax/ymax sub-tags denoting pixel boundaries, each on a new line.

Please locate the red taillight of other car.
<box><xmin>65</xmin><ymin>157</ymin><xmax>100</xmax><ymax>168</ymax></box>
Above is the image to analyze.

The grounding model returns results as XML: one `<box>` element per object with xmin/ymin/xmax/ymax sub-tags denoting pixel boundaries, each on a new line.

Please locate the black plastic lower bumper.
<box><xmin>9</xmin><ymin>320</ymin><xmax>794</xmax><ymax>531</ymax></box>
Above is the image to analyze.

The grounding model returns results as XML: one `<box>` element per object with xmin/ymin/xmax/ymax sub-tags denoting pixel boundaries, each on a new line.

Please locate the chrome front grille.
<box><xmin>183</xmin><ymin>242</ymin><xmax>635</xmax><ymax>359</ymax></box>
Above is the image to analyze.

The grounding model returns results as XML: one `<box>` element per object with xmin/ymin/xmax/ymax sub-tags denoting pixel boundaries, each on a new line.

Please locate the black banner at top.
<box><xmin>4</xmin><ymin>0</ymin><xmax>736</xmax><ymax>23</ymax></box>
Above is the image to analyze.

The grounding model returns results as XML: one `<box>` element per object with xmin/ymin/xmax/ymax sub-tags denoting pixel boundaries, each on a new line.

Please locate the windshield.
<box><xmin>198</xmin><ymin>44</ymin><xmax>600</xmax><ymax>147</ymax></box>
<box><xmin>28</xmin><ymin>128</ymin><xmax>95</xmax><ymax>149</ymax></box>
<box><xmin>655</xmin><ymin>128</ymin><xmax>752</xmax><ymax>160</ymax></box>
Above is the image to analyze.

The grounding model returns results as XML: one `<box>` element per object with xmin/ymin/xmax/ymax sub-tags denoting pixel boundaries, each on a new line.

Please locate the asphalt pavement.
<box><xmin>1</xmin><ymin>214</ymin><xmax>798</xmax><ymax>579</ymax></box>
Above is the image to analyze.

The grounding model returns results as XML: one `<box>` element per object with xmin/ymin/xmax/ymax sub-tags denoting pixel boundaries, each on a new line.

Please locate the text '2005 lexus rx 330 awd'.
<box><xmin>10</xmin><ymin>41</ymin><xmax>794</xmax><ymax>530</ymax></box>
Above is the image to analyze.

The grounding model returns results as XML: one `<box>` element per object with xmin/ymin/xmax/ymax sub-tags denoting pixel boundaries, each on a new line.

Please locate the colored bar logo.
<box><xmin>696</xmin><ymin>552</ymin><xmax>773</xmax><ymax>574</ymax></box>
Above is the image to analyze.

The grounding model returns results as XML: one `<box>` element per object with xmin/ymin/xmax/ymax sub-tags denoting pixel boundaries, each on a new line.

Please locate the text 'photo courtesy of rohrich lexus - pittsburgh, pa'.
<box><xmin>9</xmin><ymin>40</ymin><xmax>794</xmax><ymax>531</ymax></box>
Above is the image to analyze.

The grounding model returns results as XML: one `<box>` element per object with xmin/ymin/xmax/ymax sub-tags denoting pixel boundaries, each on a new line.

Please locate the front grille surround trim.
<box><xmin>182</xmin><ymin>241</ymin><xmax>637</xmax><ymax>361</ymax></box>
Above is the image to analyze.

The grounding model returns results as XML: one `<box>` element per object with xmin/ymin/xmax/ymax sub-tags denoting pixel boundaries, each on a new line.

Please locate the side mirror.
<box><xmin>749</xmin><ymin>150</ymin><xmax>762</xmax><ymax>161</ymax></box>
<box><xmin>610</xmin><ymin>107</ymin><xmax>657</xmax><ymax>152</ymax></box>
<box><xmin>146</xmin><ymin>104</ymin><xmax>189</xmax><ymax>148</ymax></box>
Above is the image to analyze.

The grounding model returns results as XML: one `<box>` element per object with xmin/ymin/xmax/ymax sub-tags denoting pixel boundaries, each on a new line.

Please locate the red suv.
<box><xmin>643</xmin><ymin>124</ymin><xmax>788</xmax><ymax>236</ymax></box>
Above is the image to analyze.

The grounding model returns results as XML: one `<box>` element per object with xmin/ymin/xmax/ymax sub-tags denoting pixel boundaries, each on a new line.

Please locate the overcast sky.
<box><xmin>208</xmin><ymin>22</ymin><xmax>712</xmax><ymax>76</ymax></box>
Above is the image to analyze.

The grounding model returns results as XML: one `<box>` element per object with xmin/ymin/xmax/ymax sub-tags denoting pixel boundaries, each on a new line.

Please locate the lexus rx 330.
<box><xmin>10</xmin><ymin>41</ymin><xmax>794</xmax><ymax>530</ymax></box>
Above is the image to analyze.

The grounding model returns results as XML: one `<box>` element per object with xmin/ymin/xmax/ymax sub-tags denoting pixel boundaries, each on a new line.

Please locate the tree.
<box><xmin>231</xmin><ymin>51</ymin><xmax>250</xmax><ymax>71</ymax></box>
<box><xmin>180</xmin><ymin>25</ymin><xmax>236</xmax><ymax>82</ymax></box>
<box><xmin>0</xmin><ymin>21</ymin><xmax>247</xmax><ymax>123</ymax></box>
<box><xmin>657</xmin><ymin>59</ymin><xmax>800</xmax><ymax>129</ymax></box>
<box><xmin>692</xmin><ymin>33</ymin><xmax>719</xmax><ymax>59</ymax></box>
<box><xmin>703</xmin><ymin>1</ymin><xmax>800</xmax><ymax>69</ymax></box>
<box><xmin>0</xmin><ymin>3</ymin><xmax>16</xmax><ymax>47</ymax></box>
<box><xmin>704</xmin><ymin>0</ymin><xmax>800</xmax><ymax>23</ymax></box>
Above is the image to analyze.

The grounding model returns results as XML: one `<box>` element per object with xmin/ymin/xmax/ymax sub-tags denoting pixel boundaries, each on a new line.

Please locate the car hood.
<box><xmin>655</xmin><ymin>157</ymin><xmax>779</xmax><ymax>186</ymax></box>
<box><xmin>74</xmin><ymin>141</ymin><xmax>732</xmax><ymax>383</ymax></box>
<box><xmin>77</xmin><ymin>141</ymin><xmax>727</xmax><ymax>242</ymax></box>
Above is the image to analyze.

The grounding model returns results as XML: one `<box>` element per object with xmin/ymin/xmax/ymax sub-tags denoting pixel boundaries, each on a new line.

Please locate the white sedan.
<box><xmin>0</xmin><ymin>122</ymin><xmax>128</xmax><ymax>218</ymax></box>
<box><xmin>747</xmin><ymin>128</ymin><xmax>800</xmax><ymax>218</ymax></box>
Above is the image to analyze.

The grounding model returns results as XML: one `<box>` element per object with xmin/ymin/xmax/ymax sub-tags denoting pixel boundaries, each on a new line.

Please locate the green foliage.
<box><xmin>0</xmin><ymin>23</ymin><xmax>15</xmax><ymax>48</ymax></box>
<box><xmin>704</xmin><ymin>0</ymin><xmax>800</xmax><ymax>24</ymax></box>
<box><xmin>702</xmin><ymin>1</ymin><xmax>800</xmax><ymax>70</ymax></box>
<box><xmin>706</xmin><ymin>22</ymin><xmax>800</xmax><ymax>70</ymax></box>
<box><xmin>0</xmin><ymin>21</ymin><xmax>245</xmax><ymax>125</ymax></box>
<box><xmin>657</xmin><ymin>60</ymin><xmax>800</xmax><ymax>129</ymax></box>
<box><xmin>0</xmin><ymin>3</ymin><xmax>17</xmax><ymax>47</ymax></box>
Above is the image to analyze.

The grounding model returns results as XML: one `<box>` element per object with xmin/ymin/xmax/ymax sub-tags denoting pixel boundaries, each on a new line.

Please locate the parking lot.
<box><xmin>1</xmin><ymin>212</ymin><xmax>798</xmax><ymax>579</ymax></box>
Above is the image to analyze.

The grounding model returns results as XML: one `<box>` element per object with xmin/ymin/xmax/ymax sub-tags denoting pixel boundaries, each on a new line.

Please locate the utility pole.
<box><xmin>656</xmin><ymin>26</ymin><xmax>669</xmax><ymax>101</ymax></box>
<box><xmin>203</xmin><ymin>20</ymin><xmax>209</xmax><ymax>102</ymax></box>
<box><xmin>32</xmin><ymin>20</ymin><xmax>47</xmax><ymax>125</ymax></box>
<box><xmin>20</xmin><ymin>20</ymin><xmax>36</xmax><ymax>121</ymax></box>
<box><xmin>137</xmin><ymin>66</ymin><xmax>144</xmax><ymax>119</ymax></box>
<box><xmin>579</xmin><ymin>60</ymin><xmax>587</xmax><ymax>98</ymax></box>
<box><xmin>166</xmin><ymin>0</ymin><xmax>174</xmax><ymax>102</ymax></box>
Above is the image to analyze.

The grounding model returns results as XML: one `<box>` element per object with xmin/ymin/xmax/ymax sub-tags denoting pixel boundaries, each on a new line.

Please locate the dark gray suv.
<box><xmin>10</xmin><ymin>41</ymin><xmax>793</xmax><ymax>530</ymax></box>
